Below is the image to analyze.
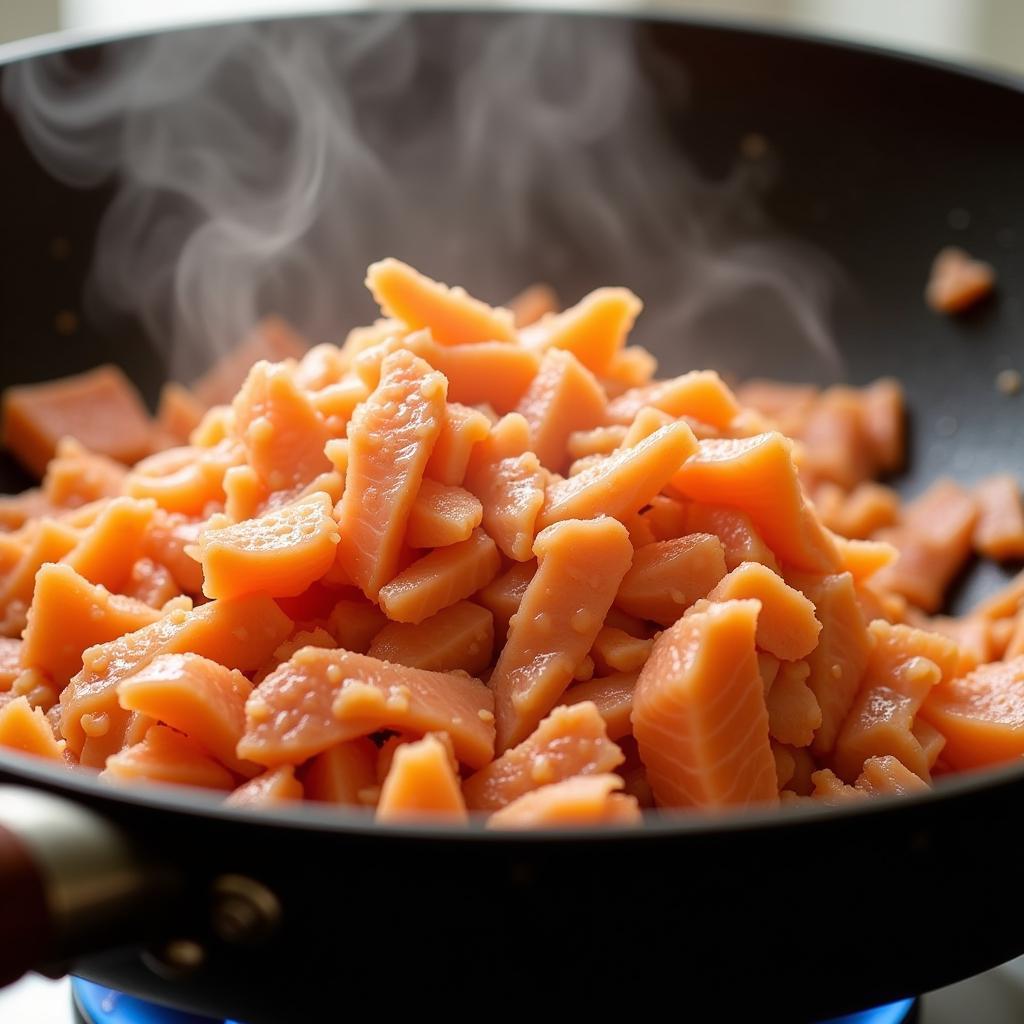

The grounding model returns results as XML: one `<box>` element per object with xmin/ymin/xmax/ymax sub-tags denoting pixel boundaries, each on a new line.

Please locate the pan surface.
<box><xmin>1</xmin><ymin>9</ymin><xmax>1024</xmax><ymax>1020</ymax></box>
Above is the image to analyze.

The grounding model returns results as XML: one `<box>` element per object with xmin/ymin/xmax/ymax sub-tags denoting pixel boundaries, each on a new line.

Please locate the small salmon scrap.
<box><xmin>926</xmin><ymin>246</ymin><xmax>995</xmax><ymax>315</ymax></box>
<box><xmin>487</xmin><ymin>774</ymin><xmax>641</xmax><ymax>829</ymax></box>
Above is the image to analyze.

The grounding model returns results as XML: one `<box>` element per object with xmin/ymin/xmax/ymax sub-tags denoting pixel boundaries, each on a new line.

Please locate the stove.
<box><xmin>4</xmin><ymin>962</ymin><xmax>1023</xmax><ymax>1023</ymax></box>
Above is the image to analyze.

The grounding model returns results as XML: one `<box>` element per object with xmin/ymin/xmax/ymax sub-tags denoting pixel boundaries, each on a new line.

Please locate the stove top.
<box><xmin>6</xmin><ymin>959</ymin><xmax>1024</xmax><ymax>1023</ymax></box>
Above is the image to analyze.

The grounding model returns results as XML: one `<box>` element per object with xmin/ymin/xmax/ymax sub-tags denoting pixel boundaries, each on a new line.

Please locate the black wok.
<box><xmin>1</xmin><ymin>9</ymin><xmax>1023</xmax><ymax>1021</ymax></box>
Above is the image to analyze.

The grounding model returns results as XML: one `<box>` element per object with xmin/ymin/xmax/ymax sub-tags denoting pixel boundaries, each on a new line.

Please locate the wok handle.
<box><xmin>0</xmin><ymin>786</ymin><xmax>177</xmax><ymax>987</ymax></box>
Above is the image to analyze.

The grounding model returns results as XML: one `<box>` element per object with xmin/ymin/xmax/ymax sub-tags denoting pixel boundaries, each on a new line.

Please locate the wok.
<box><xmin>1</xmin><ymin>9</ymin><xmax>1023</xmax><ymax>1021</ymax></box>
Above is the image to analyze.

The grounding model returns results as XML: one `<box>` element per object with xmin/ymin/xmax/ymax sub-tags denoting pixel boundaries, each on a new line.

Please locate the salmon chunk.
<box><xmin>102</xmin><ymin>724</ymin><xmax>235</xmax><ymax>791</ymax></box>
<box><xmin>487</xmin><ymin>774</ymin><xmax>641</xmax><ymax>829</ymax></box>
<box><xmin>376</xmin><ymin>734</ymin><xmax>468</xmax><ymax>823</ymax></box>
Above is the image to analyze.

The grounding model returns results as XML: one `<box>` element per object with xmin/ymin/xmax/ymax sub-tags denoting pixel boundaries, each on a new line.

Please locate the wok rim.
<box><xmin>0</xmin><ymin>5</ymin><xmax>1023</xmax><ymax>841</ymax></box>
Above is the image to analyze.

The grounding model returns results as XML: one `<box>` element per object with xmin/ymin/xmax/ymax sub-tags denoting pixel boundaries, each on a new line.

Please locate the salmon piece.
<box><xmin>192</xmin><ymin>317</ymin><xmax>308</xmax><ymax>407</ymax></box>
<box><xmin>463</xmin><ymin>414</ymin><xmax>545</xmax><ymax>561</ymax></box>
<box><xmin>366</xmin><ymin>258</ymin><xmax>515</xmax><ymax>346</ymax></box>
<box><xmin>904</xmin><ymin>610</ymin><xmax>991</xmax><ymax>675</ymax></box>
<box><xmin>326</xmin><ymin>597</ymin><xmax>387</xmax><ymax>654</ymax></box>
<box><xmin>294</xmin><ymin>343</ymin><xmax>346</xmax><ymax>392</ymax></box>
<box><xmin>487</xmin><ymin>773</ymin><xmax>640</xmax><ymax>829</ymax></box>
<box><xmin>425</xmin><ymin>403</ymin><xmax>492</xmax><ymax>486</ymax></box>
<box><xmin>758</xmin><ymin>652</ymin><xmax>781</xmax><ymax>694</ymax></box>
<box><xmin>118</xmin><ymin>653</ymin><xmax>256</xmax><ymax>775</ymax></box>
<box><xmin>1004</xmin><ymin>614</ymin><xmax>1024</xmax><ymax>660</ymax></box>
<box><xmin>991</xmin><ymin>616</ymin><xmax>1016</xmax><ymax>658</ymax></box>
<box><xmin>368</xmin><ymin>601</ymin><xmax>494</xmax><ymax>676</ymax></box>
<box><xmin>833</xmin><ymin>655</ymin><xmax>942</xmax><ymax>782</ymax></box>
<box><xmin>809</xmin><ymin>768</ymin><xmax>866</xmax><ymax>805</ymax></box>
<box><xmin>867</xmin><ymin>619</ymin><xmax>961</xmax><ymax>685</ymax></box>
<box><xmin>336</xmin><ymin>350</ymin><xmax>447</xmax><ymax>599</ymax></box>
<box><xmin>566</xmin><ymin>425</ymin><xmax>627</xmax><ymax>461</ymax></box>
<box><xmin>561</xmin><ymin>674</ymin><xmax>636</xmax><ymax>741</ymax></box>
<box><xmin>222</xmin><ymin>465</ymin><xmax>266</xmax><ymax>523</ymax></box>
<box><xmin>339</xmin><ymin>319</ymin><xmax>405</xmax><ymax>367</ymax></box>
<box><xmin>606</xmin><ymin>371</ymin><xmax>740</xmax><ymax>430</ymax></box>
<box><xmin>708</xmin><ymin>562</ymin><xmax>820</xmax><ymax>660</ymax></box>
<box><xmin>797</xmin><ymin>388</ymin><xmax>873</xmax><ymax>489</ymax></box>
<box><xmin>0</xmin><ymin>638</ymin><xmax>21</xmax><ymax>691</ymax></box>
<box><xmin>464</xmin><ymin>701</ymin><xmax>623</xmax><ymax>810</ymax></box>
<box><xmin>226</xmin><ymin>765</ymin><xmax>303</xmax><ymax>806</ymax></box>
<box><xmin>785</xmin><ymin>744</ymin><xmax>817</xmax><ymax>796</ymax></box>
<box><xmin>302</xmin><ymin>738</ymin><xmax>378</xmax><ymax>805</ymax></box>
<box><xmin>590</xmin><ymin>627</ymin><xmax>652</xmax><ymax>675</ymax></box>
<box><xmin>125</xmin><ymin>442</ymin><xmax>241</xmax><ymax>516</ymax></box>
<box><xmin>910</xmin><ymin>717</ymin><xmax>946</xmax><ymax>771</ymax></box>
<box><xmin>375</xmin><ymin>734</ymin><xmax>468</xmax><ymax>823</ymax></box>
<box><xmin>788</xmin><ymin>573</ymin><xmax>871</xmax><ymax>757</ymax></box>
<box><xmin>815</xmin><ymin>482</ymin><xmax>900</xmax><ymax>540</ymax></box>
<box><xmin>833</xmin><ymin>536</ymin><xmax>898</xmax><ymax>583</ymax></box>
<box><xmin>855</xmin><ymin>755</ymin><xmax>929</xmax><ymax>796</ymax></box>
<box><xmin>972</xmin><ymin>475</ymin><xmax>1024</xmax><ymax>560</ymax></box>
<box><xmin>603</xmin><ymin>346</ymin><xmax>658</xmax><ymax>392</ymax></box>
<box><xmin>859</xmin><ymin>378</ymin><xmax>905</xmax><ymax>473</ymax></box>
<box><xmin>239</xmin><ymin>647</ymin><xmax>495</xmax><ymax>769</ymax></box>
<box><xmin>254</xmin><ymin>627</ymin><xmax>335</xmax><ymax>685</ymax></box>
<box><xmin>377</xmin><ymin>528</ymin><xmax>500</xmax><ymax>625</ymax></box>
<box><xmin>60</xmin><ymin>593</ymin><xmax>291</xmax><ymax>756</ymax></box>
<box><xmin>2</xmin><ymin>365</ymin><xmax>153</xmax><ymax>477</ymax></box>
<box><xmin>616</xmin><ymin>535</ymin><xmax>726</xmax><ymax>627</ymax></box>
<box><xmin>404</xmin><ymin>334</ymin><xmax>540</xmax><ymax>413</ymax></box>
<box><xmin>63</xmin><ymin>496</ymin><xmax>156</xmax><ymax>592</ymax></box>
<box><xmin>639</xmin><ymin>495</ymin><xmax>690</xmax><ymax>543</ymax></box>
<box><xmin>0</xmin><ymin>490</ymin><xmax>53</xmax><ymax>531</ymax></box>
<box><xmin>764</xmin><ymin>660</ymin><xmax>821</xmax><ymax>747</ymax></box>
<box><xmin>538</xmin><ymin>422</ymin><xmax>697</xmax><ymax>531</ymax></box>
<box><xmin>684</xmin><ymin>503</ymin><xmax>778</xmax><ymax>572</ymax></box>
<box><xmin>124</xmin><ymin>558</ymin><xmax>181</xmax><ymax>609</ymax></box>
<box><xmin>872</xmin><ymin>480</ymin><xmax>977</xmax><ymax>612</ymax></box>
<box><xmin>508</xmin><ymin>283</ymin><xmax>558</xmax><ymax>328</ymax></box>
<box><xmin>406</xmin><ymin>480</ymin><xmax>483</xmax><ymax>548</ymax></box>
<box><xmin>0</xmin><ymin>518</ymin><xmax>80</xmax><ymax>633</ymax></box>
<box><xmin>736</xmin><ymin>380</ymin><xmax>819</xmax><ymax>439</ymax></box>
<box><xmin>973</xmin><ymin>569</ymin><xmax>1024</xmax><ymax>621</ymax></box>
<box><xmin>103</xmin><ymin>724</ymin><xmax>235</xmax><ymax>790</ymax></box>
<box><xmin>671</xmin><ymin>433</ymin><xmax>840</xmax><ymax>574</ymax></box>
<box><xmin>0</xmin><ymin>696</ymin><xmax>65</xmax><ymax>760</ymax></box>
<box><xmin>475</xmin><ymin>560</ymin><xmax>535</xmax><ymax>645</ymax></box>
<box><xmin>619</xmin><ymin>408</ymin><xmax>674</xmax><ymax>451</ymax></box>
<box><xmin>631</xmin><ymin>599</ymin><xmax>777</xmax><ymax>808</ymax></box>
<box><xmin>311</xmin><ymin>379</ymin><xmax>370</xmax><ymax>434</ymax></box>
<box><xmin>144</xmin><ymin>511</ymin><xmax>207</xmax><ymax>593</ymax></box>
<box><xmin>155</xmin><ymin>383</ymin><xmax>206</xmax><ymax>447</ymax></box>
<box><xmin>919</xmin><ymin>656</ymin><xmax>1024</xmax><ymax>769</ymax></box>
<box><xmin>190</xmin><ymin>405</ymin><xmax>233</xmax><ymax>448</ymax></box>
<box><xmin>603</xmin><ymin>607</ymin><xmax>654</xmax><ymax>638</ymax></box>
<box><xmin>21</xmin><ymin>563</ymin><xmax>161</xmax><ymax>687</ymax></box>
<box><xmin>925</xmin><ymin>246</ymin><xmax>995</xmax><ymax>315</ymax></box>
<box><xmin>199</xmin><ymin>492</ymin><xmax>339</xmax><ymax>600</ymax></box>
<box><xmin>772</xmin><ymin>741</ymin><xmax>795</xmax><ymax>789</ymax></box>
<box><xmin>42</xmin><ymin>438</ymin><xmax>127</xmax><ymax>509</ymax></box>
<box><xmin>521</xmin><ymin>287</ymin><xmax>641</xmax><ymax>376</ymax></box>
<box><xmin>515</xmin><ymin>350</ymin><xmax>606</xmax><ymax>472</ymax></box>
<box><xmin>490</xmin><ymin>518</ymin><xmax>633</xmax><ymax>751</ymax></box>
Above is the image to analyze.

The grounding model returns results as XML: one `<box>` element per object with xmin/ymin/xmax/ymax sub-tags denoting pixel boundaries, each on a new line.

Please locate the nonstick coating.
<box><xmin>1</xmin><ymin>9</ymin><xmax>1024</xmax><ymax>1021</ymax></box>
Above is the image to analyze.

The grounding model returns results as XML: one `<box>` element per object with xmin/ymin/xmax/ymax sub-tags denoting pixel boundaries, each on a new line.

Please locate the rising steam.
<box><xmin>2</xmin><ymin>12</ymin><xmax>841</xmax><ymax>383</ymax></box>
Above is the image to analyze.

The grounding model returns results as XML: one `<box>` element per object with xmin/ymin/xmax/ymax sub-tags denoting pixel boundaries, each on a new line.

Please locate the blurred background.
<box><xmin>4</xmin><ymin>0</ymin><xmax>1024</xmax><ymax>75</ymax></box>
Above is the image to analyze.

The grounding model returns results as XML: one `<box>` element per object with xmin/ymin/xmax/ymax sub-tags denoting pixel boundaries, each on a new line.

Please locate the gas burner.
<box><xmin>71</xmin><ymin>978</ymin><xmax>916</xmax><ymax>1024</ymax></box>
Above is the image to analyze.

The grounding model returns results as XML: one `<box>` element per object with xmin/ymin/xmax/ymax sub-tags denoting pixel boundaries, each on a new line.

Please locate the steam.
<box><xmin>3</xmin><ymin>12</ymin><xmax>841</xmax><ymax>383</ymax></box>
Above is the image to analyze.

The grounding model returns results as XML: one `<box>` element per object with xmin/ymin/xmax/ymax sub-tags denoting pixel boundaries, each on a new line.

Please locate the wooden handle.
<box><xmin>0</xmin><ymin>824</ymin><xmax>50</xmax><ymax>986</ymax></box>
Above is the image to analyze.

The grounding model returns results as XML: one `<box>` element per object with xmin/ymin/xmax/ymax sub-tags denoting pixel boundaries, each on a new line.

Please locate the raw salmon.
<box><xmin>561</xmin><ymin>673</ymin><xmax>636</xmax><ymax>740</ymax></box>
<box><xmin>508</xmin><ymin>283</ymin><xmax>558</xmax><ymax>328</ymax></box>
<box><xmin>685</xmin><ymin>503</ymin><xmax>778</xmax><ymax>571</ymax></box>
<box><xmin>376</xmin><ymin>734</ymin><xmax>468</xmax><ymax>823</ymax></box>
<box><xmin>125</xmin><ymin>442</ymin><xmax>241</xmax><ymax>517</ymax></box>
<box><xmin>102</xmin><ymin>724</ymin><xmax>234</xmax><ymax>791</ymax></box>
<box><xmin>764</xmin><ymin>660</ymin><xmax>821</xmax><ymax>747</ymax></box>
<box><xmin>302</xmin><ymin>738</ymin><xmax>378</xmax><ymax>805</ymax></box>
<box><xmin>972</xmin><ymin>475</ymin><xmax>1024</xmax><ymax>561</ymax></box>
<box><xmin>326</xmin><ymin>597</ymin><xmax>388</xmax><ymax>654</ymax></box>
<box><xmin>425</xmin><ymin>403</ymin><xmax>492</xmax><ymax>486</ymax></box>
<box><xmin>606</xmin><ymin>371</ymin><xmax>740</xmax><ymax>429</ymax></box>
<box><xmin>0</xmin><ymin>696</ymin><xmax>65</xmax><ymax>760</ymax></box>
<box><xmin>226</xmin><ymin>766</ymin><xmax>303</xmax><ymax>806</ymax></box>
<box><xmin>926</xmin><ymin>246</ymin><xmax>995</xmax><ymax>314</ymax></box>
<box><xmin>487</xmin><ymin>774</ymin><xmax>640</xmax><ymax>829</ymax></box>
<box><xmin>368</xmin><ymin>601</ymin><xmax>494</xmax><ymax>676</ymax></box>
<box><xmin>589</xmin><ymin>627</ymin><xmax>652</xmax><ymax>675</ymax></box>
<box><xmin>475</xmin><ymin>560</ymin><xmax>535</xmax><ymax>645</ymax></box>
<box><xmin>406</xmin><ymin>480</ymin><xmax>483</xmax><ymax>548</ymax></box>
<box><xmin>43</xmin><ymin>438</ymin><xmax>127</xmax><ymax>509</ymax></box>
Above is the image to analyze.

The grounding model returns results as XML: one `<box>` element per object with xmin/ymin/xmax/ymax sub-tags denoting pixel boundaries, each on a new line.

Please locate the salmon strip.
<box><xmin>43</xmin><ymin>438</ymin><xmax>127</xmax><ymax>509</ymax></box>
<box><xmin>632</xmin><ymin>599</ymin><xmax>776</xmax><ymax>808</ymax></box>
<box><xmin>911</xmin><ymin>717</ymin><xmax>947</xmax><ymax>770</ymax></box>
<box><xmin>124</xmin><ymin>558</ymin><xmax>181</xmax><ymax>609</ymax></box>
<box><xmin>59</xmin><ymin>594</ymin><xmax>291</xmax><ymax>757</ymax></box>
<box><xmin>376</xmin><ymin>734</ymin><xmax>468</xmax><ymax>824</ymax></box>
<box><xmin>154</xmin><ymin>383</ymin><xmax>206</xmax><ymax>449</ymax></box>
<box><xmin>508</xmin><ymin>283</ymin><xmax>558</xmax><ymax>328</ymax></box>
<box><xmin>239</xmin><ymin>647</ymin><xmax>495</xmax><ymax>769</ymax></box>
<box><xmin>198</xmin><ymin>492</ymin><xmax>340</xmax><ymax>600</ymax></box>
<box><xmin>0</xmin><ymin>518</ymin><xmax>80</xmax><ymax>634</ymax></box>
<box><xmin>489</xmin><ymin>517</ymin><xmax>633</xmax><ymax>751</ymax></box>
<box><xmin>855</xmin><ymin>755</ymin><xmax>929</xmax><ymax>797</ymax></box>
<box><xmin>425</xmin><ymin>403</ymin><xmax>492</xmax><ymax>486</ymax></box>
<box><xmin>708</xmin><ymin>562</ymin><xmax>821</xmax><ymax>660</ymax></box>
<box><xmin>118</xmin><ymin>653</ymin><xmax>256</xmax><ymax>776</ymax></box>
<box><xmin>2</xmin><ymin>365</ymin><xmax>153</xmax><ymax>478</ymax></box>
<box><xmin>590</xmin><ymin>627</ymin><xmax>652</xmax><ymax>675</ymax></box>
<box><xmin>797</xmin><ymin>387</ymin><xmax>874</xmax><ymax>489</ymax></box>
<box><xmin>125</xmin><ymin>442</ymin><xmax>240</xmax><ymax>516</ymax></box>
<box><xmin>144</xmin><ymin>511</ymin><xmax>207</xmax><ymax>593</ymax></box>
<box><xmin>463</xmin><ymin>414</ymin><xmax>545</xmax><ymax>561</ymax></box>
<box><xmin>21</xmin><ymin>563</ymin><xmax>161</xmax><ymax>688</ymax></box>
<box><xmin>615</xmin><ymin>534</ymin><xmax>726</xmax><ymax>627</ymax></box>
<box><xmin>859</xmin><ymin>378</ymin><xmax>905</xmax><ymax>473</ymax></box>
<box><xmin>62</xmin><ymin>496</ymin><xmax>155</xmax><ymax>593</ymax></box>
<box><xmin>603</xmin><ymin>345</ymin><xmax>658</xmax><ymax>392</ymax></box>
<box><xmin>475</xmin><ymin>560</ymin><xmax>535</xmax><ymax>645</ymax></box>
<box><xmin>538</xmin><ymin>422</ymin><xmax>697</xmax><ymax>531</ymax></box>
<box><xmin>671</xmin><ymin>433</ymin><xmax>840</xmax><ymax>574</ymax></box>
<box><xmin>463</xmin><ymin>701</ymin><xmax>623</xmax><ymax>810</ymax></box>
<box><xmin>377</xmin><ymin>528</ymin><xmax>500</xmax><ymax>625</ymax></box>
<box><xmin>102</xmin><ymin>724</ymin><xmax>235</xmax><ymax>791</ymax></box>
<box><xmin>868</xmin><ymin>619</ymin><xmax>961</xmax><ymax>684</ymax></box>
<box><xmin>561</xmin><ymin>673</ymin><xmax>636</xmax><ymax>740</ymax></box>
<box><xmin>326</xmin><ymin>597</ymin><xmax>387</xmax><ymax>654</ymax></box>
<box><xmin>0</xmin><ymin>696</ymin><xmax>65</xmax><ymax>760</ymax></box>
<box><xmin>815</xmin><ymin>482</ymin><xmax>899</xmax><ymax>540</ymax></box>
<box><xmin>833</xmin><ymin>536</ymin><xmax>898</xmax><ymax>583</ymax></box>
<box><xmin>772</xmin><ymin>741</ymin><xmax>795</xmax><ymax>789</ymax></box>
<box><xmin>225</xmin><ymin>766</ymin><xmax>303</xmax><ymax>806</ymax></box>
<box><xmin>254</xmin><ymin>627</ymin><xmax>335</xmax><ymax>685</ymax></box>
<box><xmin>638</xmin><ymin>494</ymin><xmax>689</xmax><ymax>543</ymax></box>
<box><xmin>566</xmin><ymin>425</ymin><xmax>627</xmax><ymax>461</ymax></box>
<box><xmin>972</xmin><ymin>475</ymin><xmax>1024</xmax><ymax>561</ymax></box>
<box><xmin>368</xmin><ymin>601</ymin><xmax>494</xmax><ymax>676</ymax></box>
<box><xmin>302</xmin><ymin>738</ymin><xmax>378</xmax><ymax>805</ymax></box>
<box><xmin>764</xmin><ymin>660</ymin><xmax>821</xmax><ymax>747</ymax></box>
<box><xmin>231</xmin><ymin>360</ymin><xmax>331</xmax><ymax>491</ymax></box>
<box><xmin>487</xmin><ymin>773</ymin><xmax>640</xmax><ymax>829</ymax></box>
<box><xmin>366</xmin><ymin>258</ymin><xmax>515</xmax><ymax>346</ymax></box>
<box><xmin>336</xmin><ymin>350</ymin><xmax>447</xmax><ymax>599</ymax></box>
<box><xmin>0</xmin><ymin>638</ymin><xmax>21</xmax><ymax>691</ymax></box>
<box><xmin>684</xmin><ymin>503</ymin><xmax>778</xmax><ymax>572</ymax></box>
<box><xmin>521</xmin><ymin>287</ymin><xmax>641</xmax><ymax>376</ymax></box>
<box><xmin>606</xmin><ymin>371</ymin><xmax>740</xmax><ymax>429</ymax></box>
<box><xmin>515</xmin><ymin>350</ymin><xmax>607</xmax><ymax>472</ymax></box>
<box><xmin>406</xmin><ymin>480</ymin><xmax>483</xmax><ymax>549</ymax></box>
